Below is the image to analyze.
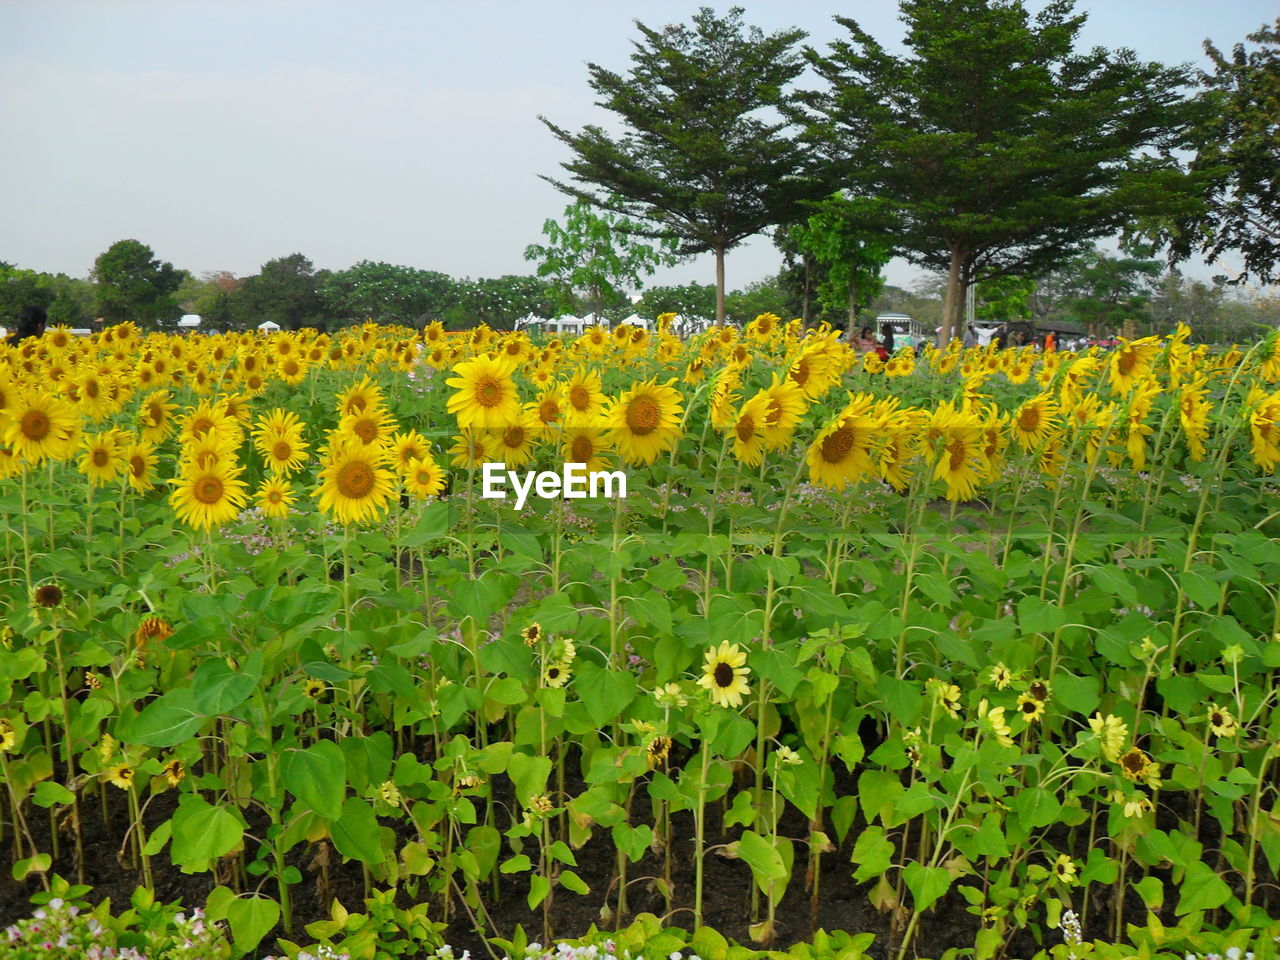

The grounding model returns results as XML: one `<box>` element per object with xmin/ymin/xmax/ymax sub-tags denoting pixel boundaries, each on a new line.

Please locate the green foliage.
<box><xmin>236</xmin><ymin>254</ymin><xmax>324</xmax><ymax>331</ymax></box>
<box><xmin>1167</xmin><ymin>18</ymin><xmax>1280</xmax><ymax>284</ymax></box>
<box><xmin>539</xmin><ymin>6</ymin><xmax>819</xmax><ymax>319</ymax></box>
<box><xmin>524</xmin><ymin>201</ymin><xmax>679</xmax><ymax>320</ymax></box>
<box><xmin>788</xmin><ymin>192</ymin><xmax>894</xmax><ymax>325</ymax></box>
<box><xmin>803</xmin><ymin>0</ymin><xmax>1198</xmax><ymax>340</ymax></box>
<box><xmin>92</xmin><ymin>239</ymin><xmax>185</xmax><ymax>329</ymax></box>
<box><xmin>318</xmin><ymin>261</ymin><xmax>458</xmax><ymax>327</ymax></box>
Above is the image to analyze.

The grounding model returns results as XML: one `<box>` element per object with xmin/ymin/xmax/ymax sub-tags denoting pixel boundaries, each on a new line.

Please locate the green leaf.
<box><xmin>574</xmin><ymin>661</ymin><xmax>638</xmax><ymax>727</ymax></box>
<box><xmin>501</xmin><ymin>854</ymin><xmax>533</xmax><ymax>874</ymax></box>
<box><xmin>851</xmin><ymin>826</ymin><xmax>894</xmax><ymax>882</ymax></box>
<box><xmin>736</xmin><ymin>830</ymin><xmax>787</xmax><ymax>894</ymax></box>
<box><xmin>11</xmin><ymin>853</ymin><xmax>51</xmax><ymax>880</ymax></box>
<box><xmin>118</xmin><ymin>689</ymin><xmax>205</xmax><ymax>747</ymax></box>
<box><xmin>1176</xmin><ymin>860</ymin><xmax>1232</xmax><ymax>915</ymax></box>
<box><xmin>1052</xmin><ymin>672</ymin><xmax>1099</xmax><ymax>715</ymax></box>
<box><xmin>225</xmin><ymin>895</ymin><xmax>280</xmax><ymax>953</ymax></box>
<box><xmin>31</xmin><ymin>781</ymin><xmax>75</xmax><ymax>808</ymax></box>
<box><xmin>507</xmin><ymin>753</ymin><xmax>553</xmax><ymax>807</ymax></box>
<box><xmin>559</xmin><ymin>869</ymin><xmax>590</xmax><ymax>895</ymax></box>
<box><xmin>281</xmin><ymin>741</ymin><xmax>346</xmax><ymax>820</ymax></box>
<box><xmin>902</xmin><ymin>862</ymin><xmax>952</xmax><ymax>912</ymax></box>
<box><xmin>527</xmin><ymin>874</ymin><xmax>551</xmax><ymax>910</ymax></box>
<box><xmin>191</xmin><ymin>653</ymin><xmax>260</xmax><ymax>715</ymax></box>
<box><xmin>330</xmin><ymin>797</ymin><xmax>383</xmax><ymax>866</ymax></box>
<box><xmin>400</xmin><ymin>500</ymin><xmax>451</xmax><ymax>546</ymax></box>
<box><xmin>169</xmin><ymin>795</ymin><xmax>244</xmax><ymax>868</ymax></box>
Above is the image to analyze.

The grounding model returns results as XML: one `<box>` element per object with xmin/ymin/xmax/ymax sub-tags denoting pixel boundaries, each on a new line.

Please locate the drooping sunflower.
<box><xmin>696</xmin><ymin>641</ymin><xmax>751</xmax><ymax>709</ymax></box>
<box><xmin>1088</xmin><ymin>713</ymin><xmax>1128</xmax><ymax>763</ymax></box>
<box><xmin>169</xmin><ymin>457</ymin><xmax>249</xmax><ymax>531</ymax></box>
<box><xmin>729</xmin><ymin>393</ymin><xmax>772</xmax><ymax>467</ymax></box>
<box><xmin>403</xmin><ymin>455</ymin><xmax>447</xmax><ymax>499</ymax></box>
<box><xmin>313</xmin><ymin>437</ymin><xmax>396</xmax><ymax>525</ymax></box>
<box><xmin>4</xmin><ymin>390</ymin><xmax>78</xmax><ymax>464</ymax></box>
<box><xmin>607</xmin><ymin>377</ymin><xmax>683</xmax><ymax>466</ymax></box>
<box><xmin>1108</xmin><ymin>336</ymin><xmax>1162</xmax><ymax>394</ymax></box>
<box><xmin>445</xmin><ymin>354</ymin><xmax>521</xmax><ymax>432</ymax></box>
<box><xmin>256</xmin><ymin>477</ymin><xmax>296</xmax><ymax>519</ymax></box>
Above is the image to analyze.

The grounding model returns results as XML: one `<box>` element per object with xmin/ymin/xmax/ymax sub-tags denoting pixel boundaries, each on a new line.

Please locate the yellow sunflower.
<box><xmin>562</xmin><ymin>369</ymin><xmax>607</xmax><ymax>426</ymax></box>
<box><xmin>388</xmin><ymin>430</ymin><xmax>433</xmax><ymax>475</ymax></box>
<box><xmin>607</xmin><ymin>377</ymin><xmax>683</xmax><ymax>466</ymax></box>
<box><xmin>445</xmin><ymin>354</ymin><xmax>521</xmax><ymax>431</ymax></box>
<box><xmin>806</xmin><ymin>394</ymin><xmax>879</xmax><ymax>489</ymax></box>
<box><xmin>1010</xmin><ymin>393</ymin><xmax>1060</xmax><ymax>451</ymax></box>
<box><xmin>169</xmin><ymin>458</ymin><xmax>249</xmax><ymax>531</ymax></box>
<box><xmin>696</xmin><ymin>641</ymin><xmax>751</xmax><ymax>708</ymax></box>
<box><xmin>78</xmin><ymin>430</ymin><xmax>125</xmax><ymax>486</ymax></box>
<box><xmin>730</xmin><ymin>393</ymin><xmax>772</xmax><ymax>467</ymax></box>
<box><xmin>404</xmin><ymin>455</ymin><xmax>447</xmax><ymax>499</ymax></box>
<box><xmin>252</xmin><ymin>408</ymin><xmax>309</xmax><ymax>476</ymax></box>
<box><xmin>314</xmin><ymin>437</ymin><xmax>396</xmax><ymax>524</ymax></box>
<box><xmin>256</xmin><ymin>477</ymin><xmax>296</xmax><ymax>519</ymax></box>
<box><xmin>560</xmin><ymin>426</ymin><xmax>614</xmax><ymax>474</ymax></box>
<box><xmin>4</xmin><ymin>390</ymin><xmax>78</xmax><ymax>464</ymax></box>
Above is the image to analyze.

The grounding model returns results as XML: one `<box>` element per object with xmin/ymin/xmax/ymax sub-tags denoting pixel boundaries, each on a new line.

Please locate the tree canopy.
<box><xmin>801</xmin><ymin>0</ymin><xmax>1197</xmax><ymax>343</ymax></box>
<box><xmin>92</xmin><ymin>239</ymin><xmax>185</xmax><ymax>328</ymax></box>
<box><xmin>538</xmin><ymin>6</ymin><xmax>818</xmax><ymax>321</ymax></box>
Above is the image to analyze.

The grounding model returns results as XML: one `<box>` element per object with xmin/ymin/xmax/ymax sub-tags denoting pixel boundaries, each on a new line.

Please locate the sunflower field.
<box><xmin>2</xmin><ymin>316</ymin><xmax>1280</xmax><ymax>960</ymax></box>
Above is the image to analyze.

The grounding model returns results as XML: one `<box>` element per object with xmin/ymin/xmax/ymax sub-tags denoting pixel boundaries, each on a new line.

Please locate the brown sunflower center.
<box><xmin>193</xmin><ymin>476</ymin><xmax>224</xmax><ymax>504</ymax></box>
<box><xmin>1121</xmin><ymin>750</ymin><xmax>1146</xmax><ymax>773</ymax></box>
<box><xmin>571</xmin><ymin>435</ymin><xmax>594</xmax><ymax>462</ymax></box>
<box><xmin>190</xmin><ymin>417</ymin><xmax>213</xmax><ymax>437</ymax></box>
<box><xmin>272</xmin><ymin>440</ymin><xmax>293</xmax><ymax>462</ymax></box>
<box><xmin>503</xmin><ymin>426</ymin><xmax>525</xmax><ymax>448</ymax></box>
<box><xmin>821</xmin><ymin>425</ymin><xmax>855</xmax><ymax>464</ymax></box>
<box><xmin>790</xmin><ymin>359</ymin><xmax>810</xmax><ymax>386</ymax></box>
<box><xmin>20</xmin><ymin>409</ymin><xmax>50</xmax><ymax>441</ymax></box>
<box><xmin>625</xmin><ymin>396</ymin><xmax>660</xmax><ymax>436</ymax></box>
<box><xmin>85</xmin><ymin>380</ymin><xmax>100</xmax><ymax>398</ymax></box>
<box><xmin>539</xmin><ymin>400</ymin><xmax>560</xmax><ymax>424</ymax></box>
<box><xmin>475</xmin><ymin>376</ymin><xmax>504</xmax><ymax>407</ymax></box>
<box><xmin>765</xmin><ymin>398</ymin><xmax>782</xmax><ymax>426</ymax></box>
<box><xmin>736</xmin><ymin>414</ymin><xmax>755</xmax><ymax>443</ymax></box>
<box><xmin>415</xmin><ymin>469</ymin><xmax>433</xmax><ymax>486</ymax></box>
<box><xmin>1018</xmin><ymin>407</ymin><xmax>1040</xmax><ymax>432</ymax></box>
<box><xmin>353</xmin><ymin>418</ymin><xmax>379</xmax><ymax>443</ymax></box>
<box><xmin>569</xmin><ymin>385</ymin><xmax>591</xmax><ymax>410</ymax></box>
<box><xmin>713</xmin><ymin>662</ymin><xmax>734</xmax><ymax>688</ymax></box>
<box><xmin>337</xmin><ymin>460</ymin><xmax>374</xmax><ymax>499</ymax></box>
<box><xmin>1117</xmin><ymin>349</ymin><xmax>1138</xmax><ymax>376</ymax></box>
<box><xmin>35</xmin><ymin>584</ymin><xmax>63</xmax><ymax>607</ymax></box>
<box><xmin>92</xmin><ymin>449</ymin><xmax>110</xmax><ymax>467</ymax></box>
<box><xmin>948</xmin><ymin>438</ymin><xmax>969</xmax><ymax>472</ymax></box>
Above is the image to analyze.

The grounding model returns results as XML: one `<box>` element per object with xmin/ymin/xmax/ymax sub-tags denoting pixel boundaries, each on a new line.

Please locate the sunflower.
<box><xmin>494</xmin><ymin>411</ymin><xmax>541</xmax><ymax>468</ymax></box>
<box><xmin>4</xmin><ymin>390</ymin><xmax>78</xmax><ymax>464</ymax></box>
<box><xmin>256</xmin><ymin>477</ymin><xmax>296</xmax><ymax>519</ymax></box>
<box><xmin>755</xmin><ymin>374</ymin><xmax>803</xmax><ymax>444</ymax></box>
<box><xmin>806</xmin><ymin>395</ymin><xmax>879</xmax><ymax>489</ymax></box>
<box><xmin>521</xmin><ymin>623</ymin><xmax>543</xmax><ymax>646</ymax></box>
<box><xmin>33</xmin><ymin>582</ymin><xmax>64</xmax><ymax>609</ymax></box>
<box><xmin>338</xmin><ymin>403</ymin><xmax>398</xmax><ymax>450</ymax></box>
<box><xmin>1108</xmin><ymin>336</ymin><xmax>1162</xmax><ymax>394</ymax></box>
<box><xmin>1053</xmin><ymin>855</ymin><xmax>1078</xmax><ymax>885</ymax></box>
<box><xmin>608</xmin><ymin>378</ymin><xmax>683</xmax><ymax>466</ymax></box>
<box><xmin>314</xmin><ymin>437</ymin><xmax>396</xmax><ymax>525</ymax></box>
<box><xmin>696</xmin><ymin>641</ymin><xmax>751</xmax><ymax>708</ymax></box>
<box><xmin>403</xmin><ymin>455</ymin><xmax>447</xmax><ymax>499</ymax></box>
<box><xmin>560</xmin><ymin>426</ymin><xmax>613</xmax><ymax>474</ymax></box>
<box><xmin>1010</xmin><ymin>393</ymin><xmax>1060</xmax><ymax>451</ymax></box>
<box><xmin>1206</xmin><ymin>703</ymin><xmax>1238</xmax><ymax>738</ymax></box>
<box><xmin>252</xmin><ymin>408</ymin><xmax>309</xmax><ymax>476</ymax></box>
<box><xmin>645</xmin><ymin>734</ymin><xmax>672</xmax><ymax>770</ymax></box>
<box><xmin>78</xmin><ymin>431</ymin><xmax>125</xmax><ymax>486</ymax></box>
<box><xmin>388</xmin><ymin>430</ymin><xmax>433</xmax><ymax>475</ymax></box>
<box><xmin>445</xmin><ymin>354</ymin><xmax>521</xmax><ymax>431</ymax></box>
<box><xmin>449</xmin><ymin>431</ymin><xmax>497</xmax><ymax>469</ymax></box>
<box><xmin>730</xmin><ymin>393</ymin><xmax>772</xmax><ymax>467</ymax></box>
<box><xmin>562</xmin><ymin>369</ymin><xmax>607</xmax><ymax>425</ymax></box>
<box><xmin>1088</xmin><ymin>713</ymin><xmax>1128</xmax><ymax>763</ymax></box>
<box><xmin>336</xmin><ymin>376</ymin><xmax>385</xmax><ymax>418</ymax></box>
<box><xmin>123</xmin><ymin>438</ymin><xmax>158</xmax><ymax>492</ymax></box>
<box><xmin>929</xmin><ymin>679</ymin><xmax>962</xmax><ymax>718</ymax></box>
<box><xmin>0</xmin><ymin>717</ymin><xmax>17</xmax><ymax>753</ymax></box>
<box><xmin>106</xmin><ymin>762</ymin><xmax>136</xmax><ymax>790</ymax></box>
<box><xmin>988</xmin><ymin>663</ymin><xmax>1013</xmax><ymax>690</ymax></box>
<box><xmin>161</xmin><ymin>758</ymin><xmax>186</xmax><ymax>788</ymax></box>
<box><xmin>1015</xmin><ymin>693</ymin><xmax>1045</xmax><ymax>724</ymax></box>
<box><xmin>170</xmin><ymin>458</ymin><xmax>249</xmax><ymax>531</ymax></box>
<box><xmin>1118</xmin><ymin>747</ymin><xmax>1157</xmax><ymax>785</ymax></box>
<box><xmin>528</xmin><ymin>386</ymin><xmax>565</xmax><ymax>427</ymax></box>
<box><xmin>977</xmin><ymin>699</ymin><xmax>1015</xmax><ymax>747</ymax></box>
<box><xmin>543</xmin><ymin>662</ymin><xmax>571</xmax><ymax>688</ymax></box>
<box><xmin>930</xmin><ymin>405</ymin><xmax>986</xmax><ymax>501</ymax></box>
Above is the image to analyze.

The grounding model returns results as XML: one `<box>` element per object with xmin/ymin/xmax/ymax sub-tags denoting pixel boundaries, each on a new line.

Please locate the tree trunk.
<box><xmin>714</xmin><ymin>247</ymin><xmax>726</xmax><ymax>324</ymax></box>
<box><xmin>940</xmin><ymin>248</ymin><xmax>964</xmax><ymax>346</ymax></box>
<box><xmin>802</xmin><ymin>256</ymin><xmax>811</xmax><ymax>324</ymax></box>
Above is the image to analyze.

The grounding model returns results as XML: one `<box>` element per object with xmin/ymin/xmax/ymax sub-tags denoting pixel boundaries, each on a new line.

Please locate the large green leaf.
<box><xmin>902</xmin><ymin>861</ymin><xmax>952</xmax><ymax>912</ymax></box>
<box><xmin>169</xmin><ymin>796</ymin><xmax>244</xmax><ymax>868</ymax></box>
<box><xmin>330</xmin><ymin>797</ymin><xmax>383</xmax><ymax>866</ymax></box>
<box><xmin>191</xmin><ymin>653</ymin><xmax>261</xmax><ymax>715</ymax></box>
<box><xmin>225</xmin><ymin>895</ymin><xmax>280</xmax><ymax>953</ymax></box>
<box><xmin>281</xmin><ymin>740</ymin><xmax>346</xmax><ymax>820</ymax></box>
<box><xmin>118</xmin><ymin>689</ymin><xmax>205</xmax><ymax>747</ymax></box>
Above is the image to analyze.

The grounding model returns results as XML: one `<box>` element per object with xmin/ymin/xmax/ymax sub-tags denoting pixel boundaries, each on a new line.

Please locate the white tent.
<box><xmin>177</xmin><ymin>314</ymin><xmax>201</xmax><ymax>330</ymax></box>
<box><xmin>257</xmin><ymin>320</ymin><xmax>281</xmax><ymax>332</ymax></box>
<box><xmin>555</xmin><ymin>315</ymin><xmax>587</xmax><ymax>336</ymax></box>
<box><xmin>617</xmin><ymin>313</ymin><xmax>650</xmax><ymax>330</ymax></box>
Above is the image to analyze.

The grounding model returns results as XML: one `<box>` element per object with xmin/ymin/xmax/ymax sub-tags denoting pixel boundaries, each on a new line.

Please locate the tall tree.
<box><xmin>237</xmin><ymin>254</ymin><xmax>324</xmax><ymax>331</ymax></box>
<box><xmin>1165</xmin><ymin>19</ymin><xmax>1280</xmax><ymax>284</ymax></box>
<box><xmin>802</xmin><ymin>0</ymin><xmax>1196</xmax><ymax>343</ymax></box>
<box><xmin>92</xmin><ymin>239</ymin><xmax>185</xmax><ymax>328</ymax></box>
<box><xmin>539</xmin><ymin>6</ymin><xmax>819</xmax><ymax>322</ymax></box>
<box><xmin>524</xmin><ymin>201</ymin><xmax>679</xmax><ymax>321</ymax></box>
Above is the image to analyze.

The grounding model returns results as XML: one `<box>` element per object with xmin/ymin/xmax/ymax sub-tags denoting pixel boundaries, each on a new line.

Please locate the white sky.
<box><xmin>1</xmin><ymin>0</ymin><xmax>1275</xmax><ymax>293</ymax></box>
